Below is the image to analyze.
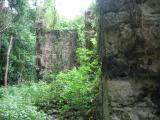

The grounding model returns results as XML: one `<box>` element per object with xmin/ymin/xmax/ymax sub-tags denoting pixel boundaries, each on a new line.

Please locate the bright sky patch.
<box><xmin>56</xmin><ymin>0</ymin><xmax>95</xmax><ymax>19</ymax></box>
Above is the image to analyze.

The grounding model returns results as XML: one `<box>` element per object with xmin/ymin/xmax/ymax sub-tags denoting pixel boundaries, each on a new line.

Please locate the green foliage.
<box><xmin>0</xmin><ymin>66</ymin><xmax>98</xmax><ymax>119</ymax></box>
<box><xmin>54</xmin><ymin>67</ymin><xmax>97</xmax><ymax>112</ymax></box>
<box><xmin>0</xmin><ymin>1</ymin><xmax>100</xmax><ymax>119</ymax></box>
<box><xmin>54</xmin><ymin>15</ymin><xmax>84</xmax><ymax>30</ymax></box>
<box><xmin>50</xmin><ymin>3</ymin><xmax>100</xmax><ymax>117</ymax></box>
<box><xmin>89</xmin><ymin>3</ymin><xmax>98</xmax><ymax>29</ymax></box>
<box><xmin>36</xmin><ymin>0</ymin><xmax>56</xmax><ymax>30</ymax></box>
<box><xmin>76</xmin><ymin>33</ymin><xmax>100</xmax><ymax>82</ymax></box>
<box><xmin>0</xmin><ymin>103</ymin><xmax>48</xmax><ymax>120</ymax></box>
<box><xmin>42</xmin><ymin>72</ymin><xmax>57</xmax><ymax>83</ymax></box>
<box><xmin>0</xmin><ymin>0</ymin><xmax>36</xmax><ymax>83</ymax></box>
<box><xmin>44</xmin><ymin>0</ymin><xmax>56</xmax><ymax>29</ymax></box>
<box><xmin>0</xmin><ymin>82</ymin><xmax>53</xmax><ymax>119</ymax></box>
<box><xmin>32</xmin><ymin>66</ymin><xmax>98</xmax><ymax>116</ymax></box>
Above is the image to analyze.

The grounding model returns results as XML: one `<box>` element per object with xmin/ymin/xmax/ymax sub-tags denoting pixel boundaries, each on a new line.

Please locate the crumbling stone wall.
<box><xmin>97</xmin><ymin>0</ymin><xmax>160</xmax><ymax>119</ymax></box>
<box><xmin>36</xmin><ymin>27</ymin><xmax>78</xmax><ymax>78</ymax></box>
<box><xmin>85</xmin><ymin>9</ymin><xmax>96</xmax><ymax>49</ymax></box>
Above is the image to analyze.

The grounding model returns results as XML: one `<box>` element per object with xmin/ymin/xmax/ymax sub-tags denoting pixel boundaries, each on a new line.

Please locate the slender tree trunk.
<box><xmin>4</xmin><ymin>36</ymin><xmax>13</xmax><ymax>87</ymax></box>
<box><xmin>0</xmin><ymin>37</ymin><xmax>2</xmax><ymax>49</ymax></box>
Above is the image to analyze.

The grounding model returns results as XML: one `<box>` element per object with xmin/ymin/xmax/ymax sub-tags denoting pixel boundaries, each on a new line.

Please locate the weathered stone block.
<box><xmin>102</xmin><ymin>0</ymin><xmax>129</xmax><ymax>13</ymax></box>
<box><xmin>103</xmin><ymin>11</ymin><xmax>130</xmax><ymax>30</ymax></box>
<box><xmin>108</xmin><ymin>79</ymin><xmax>160</xmax><ymax>120</ymax></box>
<box><xmin>100</xmin><ymin>0</ymin><xmax>160</xmax><ymax>77</ymax></box>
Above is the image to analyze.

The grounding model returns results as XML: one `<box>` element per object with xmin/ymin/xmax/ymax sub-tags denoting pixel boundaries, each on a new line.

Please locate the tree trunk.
<box><xmin>4</xmin><ymin>36</ymin><xmax>13</xmax><ymax>87</ymax></box>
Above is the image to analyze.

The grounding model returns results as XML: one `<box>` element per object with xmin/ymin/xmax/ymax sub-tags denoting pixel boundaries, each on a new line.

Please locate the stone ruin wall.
<box><xmin>36</xmin><ymin>25</ymin><xmax>78</xmax><ymax>78</ymax></box>
<box><xmin>97</xmin><ymin>0</ymin><xmax>160</xmax><ymax>119</ymax></box>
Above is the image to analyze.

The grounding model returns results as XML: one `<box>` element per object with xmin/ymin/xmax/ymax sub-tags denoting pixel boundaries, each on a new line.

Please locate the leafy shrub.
<box><xmin>0</xmin><ymin>83</ymin><xmax>52</xmax><ymax>120</ymax></box>
<box><xmin>0</xmin><ymin>65</ymin><xmax>99</xmax><ymax>119</ymax></box>
<box><xmin>42</xmin><ymin>72</ymin><xmax>57</xmax><ymax>83</ymax></box>
<box><xmin>49</xmin><ymin>67</ymin><xmax>98</xmax><ymax>113</ymax></box>
<box><xmin>0</xmin><ymin>103</ymin><xmax>48</xmax><ymax>120</ymax></box>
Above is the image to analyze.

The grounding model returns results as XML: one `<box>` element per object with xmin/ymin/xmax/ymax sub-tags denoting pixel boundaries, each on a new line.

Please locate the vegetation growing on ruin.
<box><xmin>0</xmin><ymin>0</ymin><xmax>99</xmax><ymax>119</ymax></box>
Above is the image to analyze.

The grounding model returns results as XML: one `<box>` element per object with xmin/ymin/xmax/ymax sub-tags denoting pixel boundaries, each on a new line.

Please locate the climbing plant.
<box><xmin>36</xmin><ymin>0</ymin><xmax>57</xmax><ymax>30</ymax></box>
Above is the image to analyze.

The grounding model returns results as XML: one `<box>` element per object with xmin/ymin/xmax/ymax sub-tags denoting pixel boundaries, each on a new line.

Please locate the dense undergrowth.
<box><xmin>0</xmin><ymin>40</ymin><xmax>100</xmax><ymax>120</ymax></box>
<box><xmin>0</xmin><ymin>66</ymin><xmax>99</xmax><ymax>120</ymax></box>
<box><xmin>0</xmin><ymin>36</ymin><xmax>100</xmax><ymax>119</ymax></box>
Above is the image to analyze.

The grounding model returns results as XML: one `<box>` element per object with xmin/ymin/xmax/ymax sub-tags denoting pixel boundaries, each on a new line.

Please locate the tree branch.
<box><xmin>0</xmin><ymin>21</ymin><xmax>12</xmax><ymax>33</ymax></box>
